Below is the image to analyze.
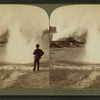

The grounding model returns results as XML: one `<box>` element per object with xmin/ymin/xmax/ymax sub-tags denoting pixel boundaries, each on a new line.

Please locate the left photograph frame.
<box><xmin>0</xmin><ymin>4</ymin><xmax>50</xmax><ymax>95</ymax></box>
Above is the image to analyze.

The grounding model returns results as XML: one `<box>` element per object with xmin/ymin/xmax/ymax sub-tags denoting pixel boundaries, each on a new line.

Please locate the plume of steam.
<box><xmin>0</xmin><ymin>5</ymin><xmax>49</xmax><ymax>64</ymax></box>
<box><xmin>84</xmin><ymin>23</ymin><xmax>100</xmax><ymax>63</ymax></box>
<box><xmin>50</xmin><ymin>5</ymin><xmax>100</xmax><ymax>63</ymax></box>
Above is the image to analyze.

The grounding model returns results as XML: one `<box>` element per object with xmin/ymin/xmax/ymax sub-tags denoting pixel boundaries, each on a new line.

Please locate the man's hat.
<box><xmin>36</xmin><ymin>44</ymin><xmax>40</xmax><ymax>47</ymax></box>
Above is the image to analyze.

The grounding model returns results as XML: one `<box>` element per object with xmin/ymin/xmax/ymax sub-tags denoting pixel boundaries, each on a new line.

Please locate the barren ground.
<box><xmin>50</xmin><ymin>48</ymin><xmax>100</xmax><ymax>88</ymax></box>
<box><xmin>0</xmin><ymin>62</ymin><xmax>49</xmax><ymax>88</ymax></box>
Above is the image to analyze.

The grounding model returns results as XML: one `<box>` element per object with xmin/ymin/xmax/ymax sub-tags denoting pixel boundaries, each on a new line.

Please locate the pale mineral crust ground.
<box><xmin>50</xmin><ymin>48</ymin><xmax>100</xmax><ymax>88</ymax></box>
<box><xmin>0</xmin><ymin>62</ymin><xmax>49</xmax><ymax>88</ymax></box>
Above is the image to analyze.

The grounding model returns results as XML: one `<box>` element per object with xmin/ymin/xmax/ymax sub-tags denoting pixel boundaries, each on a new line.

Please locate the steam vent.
<box><xmin>50</xmin><ymin>5</ymin><xmax>100</xmax><ymax>64</ymax></box>
<box><xmin>0</xmin><ymin>5</ymin><xmax>49</xmax><ymax>64</ymax></box>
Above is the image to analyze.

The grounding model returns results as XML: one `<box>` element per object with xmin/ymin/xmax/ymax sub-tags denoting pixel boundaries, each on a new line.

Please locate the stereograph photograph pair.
<box><xmin>0</xmin><ymin>4</ymin><xmax>100</xmax><ymax>95</ymax></box>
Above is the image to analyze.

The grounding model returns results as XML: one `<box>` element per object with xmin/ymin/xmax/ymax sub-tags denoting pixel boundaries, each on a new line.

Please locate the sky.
<box><xmin>0</xmin><ymin>5</ymin><xmax>49</xmax><ymax>63</ymax></box>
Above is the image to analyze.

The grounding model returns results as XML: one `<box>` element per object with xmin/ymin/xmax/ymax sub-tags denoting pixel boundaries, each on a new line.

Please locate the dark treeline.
<box><xmin>51</xmin><ymin>33</ymin><xmax>87</xmax><ymax>48</ymax></box>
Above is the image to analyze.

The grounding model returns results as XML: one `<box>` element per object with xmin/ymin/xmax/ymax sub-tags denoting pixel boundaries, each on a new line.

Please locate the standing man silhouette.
<box><xmin>33</xmin><ymin>44</ymin><xmax>44</xmax><ymax>71</ymax></box>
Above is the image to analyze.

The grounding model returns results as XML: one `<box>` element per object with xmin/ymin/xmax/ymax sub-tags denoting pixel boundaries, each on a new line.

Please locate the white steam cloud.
<box><xmin>50</xmin><ymin>5</ymin><xmax>100</xmax><ymax>63</ymax></box>
<box><xmin>0</xmin><ymin>5</ymin><xmax>49</xmax><ymax>64</ymax></box>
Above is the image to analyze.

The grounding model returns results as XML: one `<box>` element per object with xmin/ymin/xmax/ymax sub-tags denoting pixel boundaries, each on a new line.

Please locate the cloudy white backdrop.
<box><xmin>0</xmin><ymin>5</ymin><xmax>49</xmax><ymax>64</ymax></box>
<box><xmin>50</xmin><ymin>5</ymin><xmax>100</xmax><ymax>63</ymax></box>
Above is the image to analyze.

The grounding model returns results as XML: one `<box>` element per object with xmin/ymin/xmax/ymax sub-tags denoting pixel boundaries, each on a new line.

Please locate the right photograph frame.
<box><xmin>49</xmin><ymin>4</ymin><xmax>100</xmax><ymax>89</ymax></box>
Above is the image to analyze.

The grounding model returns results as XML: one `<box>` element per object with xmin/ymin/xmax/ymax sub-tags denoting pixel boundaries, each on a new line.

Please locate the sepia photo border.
<box><xmin>0</xmin><ymin>0</ymin><xmax>100</xmax><ymax>97</ymax></box>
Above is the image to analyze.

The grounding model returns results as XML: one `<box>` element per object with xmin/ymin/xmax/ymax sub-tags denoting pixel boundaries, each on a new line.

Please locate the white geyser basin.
<box><xmin>0</xmin><ymin>5</ymin><xmax>49</xmax><ymax>64</ymax></box>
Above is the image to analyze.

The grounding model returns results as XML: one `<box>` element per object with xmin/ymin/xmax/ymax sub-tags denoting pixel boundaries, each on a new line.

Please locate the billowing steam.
<box><xmin>84</xmin><ymin>23</ymin><xmax>100</xmax><ymax>63</ymax></box>
<box><xmin>0</xmin><ymin>5</ymin><xmax>49</xmax><ymax>64</ymax></box>
<box><xmin>50</xmin><ymin>5</ymin><xmax>100</xmax><ymax>63</ymax></box>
